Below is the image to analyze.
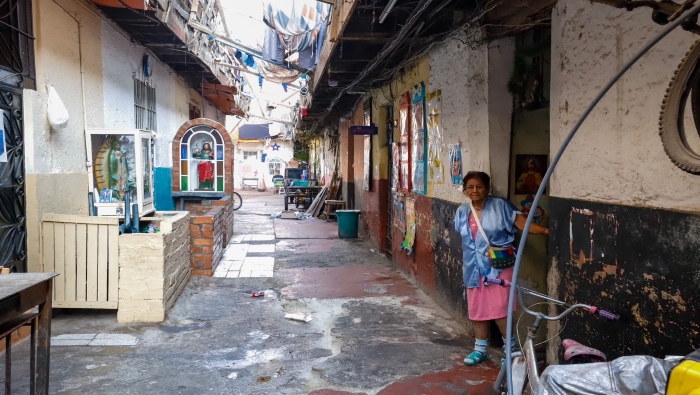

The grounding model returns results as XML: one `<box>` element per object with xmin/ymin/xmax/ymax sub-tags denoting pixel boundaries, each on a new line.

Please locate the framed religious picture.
<box><xmin>514</xmin><ymin>154</ymin><xmax>548</xmax><ymax>195</ymax></box>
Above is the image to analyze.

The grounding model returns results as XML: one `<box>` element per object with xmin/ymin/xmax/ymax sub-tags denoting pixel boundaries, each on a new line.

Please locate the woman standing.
<box><xmin>454</xmin><ymin>171</ymin><xmax>549</xmax><ymax>366</ymax></box>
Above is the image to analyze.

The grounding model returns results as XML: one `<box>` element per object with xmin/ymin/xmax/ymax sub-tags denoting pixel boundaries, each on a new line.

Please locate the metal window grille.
<box><xmin>134</xmin><ymin>78</ymin><xmax>156</xmax><ymax>131</ymax></box>
<box><xmin>0</xmin><ymin>0</ymin><xmax>36</xmax><ymax>87</ymax></box>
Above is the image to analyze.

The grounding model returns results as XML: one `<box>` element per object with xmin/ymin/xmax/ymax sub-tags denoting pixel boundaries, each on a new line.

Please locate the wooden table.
<box><xmin>284</xmin><ymin>186</ymin><xmax>323</xmax><ymax>210</ymax></box>
<box><xmin>0</xmin><ymin>273</ymin><xmax>57</xmax><ymax>394</ymax></box>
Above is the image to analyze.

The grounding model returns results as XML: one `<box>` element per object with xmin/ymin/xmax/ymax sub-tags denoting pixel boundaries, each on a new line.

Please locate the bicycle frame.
<box><xmin>489</xmin><ymin>277</ymin><xmax>615</xmax><ymax>394</ymax></box>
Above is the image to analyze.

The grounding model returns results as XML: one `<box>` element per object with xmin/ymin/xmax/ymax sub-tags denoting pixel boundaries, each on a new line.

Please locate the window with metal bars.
<box><xmin>134</xmin><ymin>77</ymin><xmax>156</xmax><ymax>131</ymax></box>
<box><xmin>0</xmin><ymin>0</ymin><xmax>36</xmax><ymax>88</ymax></box>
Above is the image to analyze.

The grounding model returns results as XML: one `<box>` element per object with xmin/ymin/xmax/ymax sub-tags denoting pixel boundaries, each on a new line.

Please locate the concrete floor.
<box><xmin>1</xmin><ymin>189</ymin><xmax>500</xmax><ymax>394</ymax></box>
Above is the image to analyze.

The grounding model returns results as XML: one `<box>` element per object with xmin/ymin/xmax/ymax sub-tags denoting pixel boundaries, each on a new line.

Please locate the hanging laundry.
<box><xmin>282</xmin><ymin>83</ymin><xmax>288</xmax><ymax>92</ymax></box>
<box><xmin>262</xmin><ymin>0</ymin><xmax>330</xmax><ymax>68</ymax></box>
<box><xmin>263</xmin><ymin>27</ymin><xmax>285</xmax><ymax>64</ymax></box>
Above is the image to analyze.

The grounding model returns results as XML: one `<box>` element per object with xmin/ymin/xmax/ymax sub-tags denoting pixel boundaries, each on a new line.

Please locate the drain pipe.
<box><xmin>504</xmin><ymin>3</ymin><xmax>700</xmax><ymax>393</ymax></box>
<box><xmin>52</xmin><ymin>0</ymin><xmax>92</xmax><ymax>209</ymax></box>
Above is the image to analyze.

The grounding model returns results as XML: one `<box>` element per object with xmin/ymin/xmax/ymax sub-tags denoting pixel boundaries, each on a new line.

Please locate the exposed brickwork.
<box><xmin>171</xmin><ymin>118</ymin><xmax>235</xmax><ymax>194</ymax></box>
<box><xmin>189</xmin><ymin>205</ymin><xmax>225</xmax><ymax>276</ymax></box>
<box><xmin>211</xmin><ymin>195</ymin><xmax>234</xmax><ymax>246</ymax></box>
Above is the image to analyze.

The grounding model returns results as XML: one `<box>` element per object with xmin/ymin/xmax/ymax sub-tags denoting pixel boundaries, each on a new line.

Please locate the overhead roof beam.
<box><xmin>313</xmin><ymin>0</ymin><xmax>360</xmax><ymax>91</ymax></box>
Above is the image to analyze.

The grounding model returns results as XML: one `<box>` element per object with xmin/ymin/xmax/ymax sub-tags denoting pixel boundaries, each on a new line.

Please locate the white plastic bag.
<box><xmin>47</xmin><ymin>85</ymin><xmax>69</xmax><ymax>130</ymax></box>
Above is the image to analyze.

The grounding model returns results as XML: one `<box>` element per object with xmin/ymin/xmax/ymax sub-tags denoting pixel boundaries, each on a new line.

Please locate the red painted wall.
<box><xmin>390</xmin><ymin>194</ymin><xmax>437</xmax><ymax>295</ymax></box>
<box><xmin>362</xmin><ymin>179</ymin><xmax>389</xmax><ymax>252</ymax></box>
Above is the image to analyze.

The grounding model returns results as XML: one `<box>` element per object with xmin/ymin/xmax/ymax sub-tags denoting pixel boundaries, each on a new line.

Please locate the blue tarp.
<box><xmin>239</xmin><ymin>123</ymin><xmax>272</xmax><ymax>140</ymax></box>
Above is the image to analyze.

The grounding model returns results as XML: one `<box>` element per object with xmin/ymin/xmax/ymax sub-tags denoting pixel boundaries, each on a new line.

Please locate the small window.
<box><xmin>243</xmin><ymin>151</ymin><xmax>258</xmax><ymax>161</ymax></box>
<box><xmin>134</xmin><ymin>77</ymin><xmax>157</xmax><ymax>131</ymax></box>
<box><xmin>268</xmin><ymin>159</ymin><xmax>282</xmax><ymax>175</ymax></box>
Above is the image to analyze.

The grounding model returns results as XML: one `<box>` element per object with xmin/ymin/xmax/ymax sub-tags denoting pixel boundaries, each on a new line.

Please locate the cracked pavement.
<box><xmin>1</xmin><ymin>190</ymin><xmax>499</xmax><ymax>394</ymax></box>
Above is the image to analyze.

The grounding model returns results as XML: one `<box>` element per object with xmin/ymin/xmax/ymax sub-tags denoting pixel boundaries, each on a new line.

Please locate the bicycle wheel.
<box><xmin>233</xmin><ymin>192</ymin><xmax>242</xmax><ymax>211</ymax></box>
<box><xmin>495</xmin><ymin>356</ymin><xmax>528</xmax><ymax>395</ymax></box>
<box><xmin>659</xmin><ymin>40</ymin><xmax>700</xmax><ymax>173</ymax></box>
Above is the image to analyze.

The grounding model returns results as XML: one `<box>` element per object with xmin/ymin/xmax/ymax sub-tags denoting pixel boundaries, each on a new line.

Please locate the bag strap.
<box><xmin>469</xmin><ymin>201</ymin><xmax>491</xmax><ymax>246</ymax></box>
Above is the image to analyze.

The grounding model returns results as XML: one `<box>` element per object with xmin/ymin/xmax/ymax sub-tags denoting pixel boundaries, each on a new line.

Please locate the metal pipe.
<box><xmin>504</xmin><ymin>3</ymin><xmax>700</xmax><ymax>393</ymax></box>
<box><xmin>379</xmin><ymin>0</ymin><xmax>398</xmax><ymax>24</ymax></box>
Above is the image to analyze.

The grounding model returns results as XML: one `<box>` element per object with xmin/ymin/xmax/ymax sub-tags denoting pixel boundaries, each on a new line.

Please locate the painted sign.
<box><xmin>427</xmin><ymin>89</ymin><xmax>443</xmax><ymax>184</ymax></box>
<box><xmin>350</xmin><ymin>125</ymin><xmax>378</xmax><ymax>135</ymax></box>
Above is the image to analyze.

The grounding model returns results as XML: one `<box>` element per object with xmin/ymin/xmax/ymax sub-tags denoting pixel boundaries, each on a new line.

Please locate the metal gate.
<box><xmin>0</xmin><ymin>85</ymin><xmax>26</xmax><ymax>273</ymax></box>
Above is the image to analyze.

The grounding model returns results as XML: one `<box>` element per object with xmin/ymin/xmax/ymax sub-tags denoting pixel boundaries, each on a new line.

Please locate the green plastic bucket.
<box><xmin>336</xmin><ymin>210</ymin><xmax>361</xmax><ymax>238</ymax></box>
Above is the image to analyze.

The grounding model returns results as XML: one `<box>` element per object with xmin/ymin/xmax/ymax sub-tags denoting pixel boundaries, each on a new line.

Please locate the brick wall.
<box><xmin>211</xmin><ymin>195</ymin><xmax>234</xmax><ymax>246</ymax></box>
<box><xmin>118</xmin><ymin>211</ymin><xmax>191</xmax><ymax>323</ymax></box>
<box><xmin>190</xmin><ymin>205</ymin><xmax>225</xmax><ymax>276</ymax></box>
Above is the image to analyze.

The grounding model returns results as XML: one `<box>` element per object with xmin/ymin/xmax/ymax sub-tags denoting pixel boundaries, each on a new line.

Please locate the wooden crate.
<box><xmin>41</xmin><ymin>214</ymin><xmax>119</xmax><ymax>309</ymax></box>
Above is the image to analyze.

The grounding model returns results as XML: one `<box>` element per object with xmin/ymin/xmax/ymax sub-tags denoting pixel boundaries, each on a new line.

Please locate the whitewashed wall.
<box><xmin>550</xmin><ymin>0</ymin><xmax>700</xmax><ymax>210</ymax></box>
<box><xmin>428</xmin><ymin>32</ymin><xmax>514</xmax><ymax>203</ymax></box>
<box><xmin>24</xmin><ymin>0</ymin><xmax>224</xmax><ymax>271</ymax></box>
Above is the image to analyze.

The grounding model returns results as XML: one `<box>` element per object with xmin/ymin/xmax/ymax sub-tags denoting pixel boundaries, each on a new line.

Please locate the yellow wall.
<box><xmin>368</xmin><ymin>57</ymin><xmax>430</xmax><ymax>183</ymax></box>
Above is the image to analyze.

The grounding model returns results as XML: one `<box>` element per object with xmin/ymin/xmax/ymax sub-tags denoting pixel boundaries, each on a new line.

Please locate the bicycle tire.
<box><xmin>233</xmin><ymin>192</ymin><xmax>242</xmax><ymax>211</ymax></box>
<box><xmin>659</xmin><ymin>39</ymin><xmax>700</xmax><ymax>174</ymax></box>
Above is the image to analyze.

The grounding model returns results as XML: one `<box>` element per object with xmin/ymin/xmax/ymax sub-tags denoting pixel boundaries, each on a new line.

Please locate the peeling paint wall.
<box><xmin>550</xmin><ymin>197</ymin><xmax>699</xmax><ymax>357</ymax></box>
<box><xmin>549</xmin><ymin>0</ymin><xmax>700</xmax><ymax>359</ymax></box>
<box><xmin>550</xmin><ymin>0</ymin><xmax>699</xmax><ymax>210</ymax></box>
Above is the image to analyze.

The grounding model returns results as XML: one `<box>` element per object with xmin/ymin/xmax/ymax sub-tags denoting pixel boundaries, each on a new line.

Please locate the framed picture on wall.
<box><xmin>514</xmin><ymin>154</ymin><xmax>548</xmax><ymax>195</ymax></box>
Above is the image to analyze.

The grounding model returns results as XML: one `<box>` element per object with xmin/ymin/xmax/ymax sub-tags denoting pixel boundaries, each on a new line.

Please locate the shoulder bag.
<box><xmin>469</xmin><ymin>202</ymin><xmax>516</xmax><ymax>269</ymax></box>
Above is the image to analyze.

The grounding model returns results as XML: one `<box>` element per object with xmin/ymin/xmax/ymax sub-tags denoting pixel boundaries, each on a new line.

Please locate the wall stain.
<box><xmin>550</xmin><ymin>197</ymin><xmax>700</xmax><ymax>358</ymax></box>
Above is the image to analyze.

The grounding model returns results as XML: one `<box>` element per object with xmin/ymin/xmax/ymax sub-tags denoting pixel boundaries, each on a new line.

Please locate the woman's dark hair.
<box><xmin>462</xmin><ymin>171</ymin><xmax>491</xmax><ymax>191</ymax></box>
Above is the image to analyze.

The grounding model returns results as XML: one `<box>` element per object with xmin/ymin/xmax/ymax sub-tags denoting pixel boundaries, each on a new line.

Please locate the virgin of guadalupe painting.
<box><xmin>515</xmin><ymin>154</ymin><xmax>547</xmax><ymax>195</ymax></box>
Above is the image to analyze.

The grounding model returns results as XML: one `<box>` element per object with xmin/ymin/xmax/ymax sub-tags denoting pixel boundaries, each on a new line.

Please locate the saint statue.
<box><xmin>195</xmin><ymin>142</ymin><xmax>215</xmax><ymax>190</ymax></box>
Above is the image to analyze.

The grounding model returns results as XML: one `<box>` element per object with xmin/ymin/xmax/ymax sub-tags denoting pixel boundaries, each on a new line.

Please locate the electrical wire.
<box><xmin>504</xmin><ymin>3</ymin><xmax>700</xmax><ymax>393</ymax></box>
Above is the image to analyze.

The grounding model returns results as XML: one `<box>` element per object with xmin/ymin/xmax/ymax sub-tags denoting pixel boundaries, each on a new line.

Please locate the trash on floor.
<box><xmin>256</xmin><ymin>376</ymin><xmax>272</xmax><ymax>383</ymax></box>
<box><xmin>285</xmin><ymin>312</ymin><xmax>313</xmax><ymax>322</ymax></box>
<box><xmin>252</xmin><ymin>291</ymin><xmax>265</xmax><ymax>298</ymax></box>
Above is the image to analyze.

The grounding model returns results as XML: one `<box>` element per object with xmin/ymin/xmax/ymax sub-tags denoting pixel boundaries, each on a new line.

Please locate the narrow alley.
<box><xmin>1</xmin><ymin>190</ymin><xmax>499</xmax><ymax>395</ymax></box>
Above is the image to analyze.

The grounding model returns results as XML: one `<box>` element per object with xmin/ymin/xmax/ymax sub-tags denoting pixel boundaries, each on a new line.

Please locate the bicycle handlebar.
<box><xmin>483</xmin><ymin>276</ymin><xmax>620</xmax><ymax>321</ymax></box>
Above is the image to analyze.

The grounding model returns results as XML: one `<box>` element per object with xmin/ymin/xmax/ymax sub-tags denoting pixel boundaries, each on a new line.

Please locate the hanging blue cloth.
<box><xmin>282</xmin><ymin>83</ymin><xmax>288</xmax><ymax>92</ymax></box>
<box><xmin>245</xmin><ymin>55</ymin><xmax>256</xmax><ymax>68</ymax></box>
<box><xmin>258</xmin><ymin>74</ymin><xmax>264</xmax><ymax>88</ymax></box>
<box><xmin>263</xmin><ymin>27</ymin><xmax>285</xmax><ymax>64</ymax></box>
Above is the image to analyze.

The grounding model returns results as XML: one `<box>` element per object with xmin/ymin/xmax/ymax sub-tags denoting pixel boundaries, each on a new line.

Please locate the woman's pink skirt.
<box><xmin>466</xmin><ymin>267</ymin><xmax>517</xmax><ymax>321</ymax></box>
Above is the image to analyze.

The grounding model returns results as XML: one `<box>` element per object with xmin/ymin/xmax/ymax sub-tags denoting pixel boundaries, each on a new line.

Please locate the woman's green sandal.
<box><xmin>463</xmin><ymin>351</ymin><xmax>487</xmax><ymax>366</ymax></box>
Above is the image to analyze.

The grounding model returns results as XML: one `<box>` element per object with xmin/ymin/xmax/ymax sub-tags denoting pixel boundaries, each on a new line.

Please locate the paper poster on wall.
<box><xmin>391</xmin><ymin>143</ymin><xmax>400</xmax><ymax>192</ymax></box>
<box><xmin>401</xmin><ymin>197</ymin><xmax>416</xmax><ymax>254</ymax></box>
<box><xmin>427</xmin><ymin>90</ymin><xmax>444</xmax><ymax>184</ymax></box>
<box><xmin>0</xmin><ymin>124</ymin><xmax>6</xmax><ymax>163</ymax></box>
<box><xmin>410</xmin><ymin>83</ymin><xmax>427</xmax><ymax>194</ymax></box>
<box><xmin>393</xmin><ymin>194</ymin><xmax>406</xmax><ymax>232</ymax></box>
<box><xmin>449</xmin><ymin>144</ymin><xmax>463</xmax><ymax>186</ymax></box>
<box><xmin>399</xmin><ymin>93</ymin><xmax>411</xmax><ymax>191</ymax></box>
